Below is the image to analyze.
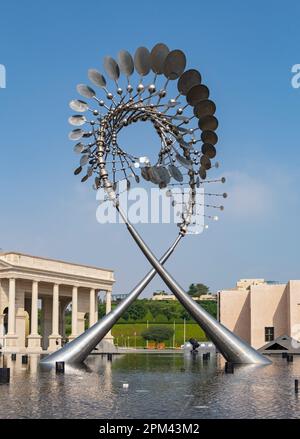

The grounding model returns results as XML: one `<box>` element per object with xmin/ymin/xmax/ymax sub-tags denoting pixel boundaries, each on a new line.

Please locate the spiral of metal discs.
<box><xmin>40</xmin><ymin>43</ymin><xmax>272</xmax><ymax>367</ymax></box>
<box><xmin>69</xmin><ymin>43</ymin><xmax>227</xmax><ymax>233</ymax></box>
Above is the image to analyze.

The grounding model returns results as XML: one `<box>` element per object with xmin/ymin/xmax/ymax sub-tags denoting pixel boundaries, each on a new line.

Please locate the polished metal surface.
<box><xmin>76</xmin><ymin>83</ymin><xmax>95</xmax><ymax>98</ymax></box>
<box><xmin>177</xmin><ymin>69</ymin><xmax>202</xmax><ymax>95</ymax></box>
<box><xmin>186</xmin><ymin>84</ymin><xmax>210</xmax><ymax>106</ymax></box>
<box><xmin>88</xmin><ymin>69</ymin><xmax>106</xmax><ymax>88</ymax></box>
<box><xmin>150</xmin><ymin>43</ymin><xmax>169</xmax><ymax>74</ymax></box>
<box><xmin>163</xmin><ymin>49</ymin><xmax>186</xmax><ymax>80</ymax></box>
<box><xmin>118</xmin><ymin>50</ymin><xmax>134</xmax><ymax>77</ymax></box>
<box><xmin>40</xmin><ymin>235</ymin><xmax>182</xmax><ymax>366</ymax></box>
<box><xmin>134</xmin><ymin>47</ymin><xmax>151</xmax><ymax>76</ymax></box>
<box><xmin>103</xmin><ymin>56</ymin><xmax>120</xmax><ymax>80</ymax></box>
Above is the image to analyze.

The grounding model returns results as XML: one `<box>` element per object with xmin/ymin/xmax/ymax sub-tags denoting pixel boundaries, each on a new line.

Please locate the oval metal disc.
<box><xmin>103</xmin><ymin>56</ymin><xmax>120</xmax><ymax>80</ymax></box>
<box><xmin>168</xmin><ymin>164</ymin><xmax>183</xmax><ymax>182</ymax></box>
<box><xmin>176</xmin><ymin>153</ymin><xmax>193</xmax><ymax>169</ymax></box>
<box><xmin>118</xmin><ymin>50</ymin><xmax>134</xmax><ymax>77</ymax></box>
<box><xmin>69</xmin><ymin>99</ymin><xmax>88</xmax><ymax>112</ymax></box>
<box><xmin>81</xmin><ymin>174</ymin><xmax>89</xmax><ymax>183</ymax></box>
<box><xmin>186</xmin><ymin>84</ymin><xmax>209</xmax><ymax>106</ymax></box>
<box><xmin>76</xmin><ymin>84</ymin><xmax>96</xmax><ymax>99</ymax></box>
<box><xmin>201</xmin><ymin>143</ymin><xmax>217</xmax><ymax>159</ymax></box>
<box><xmin>74</xmin><ymin>166</ymin><xmax>82</xmax><ymax>175</ymax></box>
<box><xmin>141</xmin><ymin>167</ymin><xmax>151</xmax><ymax>181</ymax></box>
<box><xmin>177</xmin><ymin>69</ymin><xmax>202</xmax><ymax>95</ymax></box>
<box><xmin>156</xmin><ymin>166</ymin><xmax>170</xmax><ymax>185</ymax></box>
<box><xmin>150</xmin><ymin>43</ymin><xmax>169</xmax><ymax>74</ymax></box>
<box><xmin>159</xmin><ymin>181</ymin><xmax>168</xmax><ymax>189</ymax></box>
<box><xmin>198</xmin><ymin>115</ymin><xmax>218</xmax><ymax>131</ymax></box>
<box><xmin>69</xmin><ymin>129</ymin><xmax>84</xmax><ymax>140</ymax></box>
<box><xmin>134</xmin><ymin>47</ymin><xmax>151</xmax><ymax>76</ymax></box>
<box><xmin>148</xmin><ymin>166</ymin><xmax>161</xmax><ymax>184</ymax></box>
<box><xmin>68</xmin><ymin>115</ymin><xmax>87</xmax><ymax>126</ymax></box>
<box><xmin>201</xmin><ymin>130</ymin><xmax>218</xmax><ymax>145</ymax></box>
<box><xmin>88</xmin><ymin>69</ymin><xmax>106</xmax><ymax>87</ymax></box>
<box><xmin>199</xmin><ymin>166</ymin><xmax>207</xmax><ymax>180</ymax></box>
<box><xmin>80</xmin><ymin>155</ymin><xmax>89</xmax><ymax>166</ymax></box>
<box><xmin>73</xmin><ymin>142</ymin><xmax>85</xmax><ymax>154</ymax></box>
<box><xmin>164</xmin><ymin>50</ymin><xmax>186</xmax><ymax>80</ymax></box>
<box><xmin>193</xmin><ymin>100</ymin><xmax>216</xmax><ymax>118</ymax></box>
<box><xmin>200</xmin><ymin>155</ymin><xmax>212</xmax><ymax>170</ymax></box>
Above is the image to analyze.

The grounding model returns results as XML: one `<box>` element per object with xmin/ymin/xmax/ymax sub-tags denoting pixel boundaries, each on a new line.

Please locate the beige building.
<box><xmin>0</xmin><ymin>252</ymin><xmax>115</xmax><ymax>353</ymax></box>
<box><xmin>218</xmin><ymin>279</ymin><xmax>300</xmax><ymax>349</ymax></box>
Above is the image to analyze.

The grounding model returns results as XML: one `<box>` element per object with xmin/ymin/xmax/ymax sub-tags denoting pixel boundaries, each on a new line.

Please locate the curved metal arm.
<box><xmin>40</xmin><ymin>234</ymin><xmax>182</xmax><ymax>366</ymax></box>
<box><xmin>116</xmin><ymin>205</ymin><xmax>271</xmax><ymax>365</ymax></box>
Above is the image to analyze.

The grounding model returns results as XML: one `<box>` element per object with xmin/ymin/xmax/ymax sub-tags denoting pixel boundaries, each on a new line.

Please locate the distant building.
<box><xmin>112</xmin><ymin>293</ymin><xmax>129</xmax><ymax>302</ymax></box>
<box><xmin>218</xmin><ymin>279</ymin><xmax>300</xmax><ymax>349</ymax></box>
<box><xmin>151</xmin><ymin>291</ymin><xmax>217</xmax><ymax>302</ymax></box>
<box><xmin>152</xmin><ymin>291</ymin><xmax>175</xmax><ymax>301</ymax></box>
<box><xmin>194</xmin><ymin>294</ymin><xmax>217</xmax><ymax>302</ymax></box>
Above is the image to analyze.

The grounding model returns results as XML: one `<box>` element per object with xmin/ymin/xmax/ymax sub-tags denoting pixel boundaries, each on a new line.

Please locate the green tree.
<box><xmin>187</xmin><ymin>283</ymin><xmax>209</xmax><ymax>297</ymax></box>
<box><xmin>179</xmin><ymin>307</ymin><xmax>193</xmax><ymax>321</ymax></box>
<box><xmin>198</xmin><ymin>300</ymin><xmax>217</xmax><ymax>318</ymax></box>
<box><xmin>141</xmin><ymin>326</ymin><xmax>174</xmax><ymax>347</ymax></box>
<box><xmin>121</xmin><ymin>301</ymin><xmax>147</xmax><ymax>321</ymax></box>
<box><xmin>154</xmin><ymin>313</ymin><xmax>169</xmax><ymax>323</ymax></box>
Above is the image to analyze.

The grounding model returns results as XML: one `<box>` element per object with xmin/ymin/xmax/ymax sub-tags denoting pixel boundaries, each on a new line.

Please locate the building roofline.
<box><xmin>0</xmin><ymin>251</ymin><xmax>114</xmax><ymax>273</ymax></box>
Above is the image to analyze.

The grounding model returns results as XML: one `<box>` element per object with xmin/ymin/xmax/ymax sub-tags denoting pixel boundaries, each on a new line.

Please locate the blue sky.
<box><xmin>0</xmin><ymin>0</ymin><xmax>299</xmax><ymax>296</ymax></box>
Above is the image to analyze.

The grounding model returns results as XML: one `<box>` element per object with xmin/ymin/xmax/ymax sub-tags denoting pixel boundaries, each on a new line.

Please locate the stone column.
<box><xmin>94</xmin><ymin>291</ymin><xmax>99</xmax><ymax>323</ymax></box>
<box><xmin>27</xmin><ymin>280</ymin><xmax>42</xmax><ymax>352</ymax></box>
<box><xmin>69</xmin><ymin>286</ymin><xmax>78</xmax><ymax>341</ymax></box>
<box><xmin>89</xmin><ymin>289</ymin><xmax>95</xmax><ymax>328</ymax></box>
<box><xmin>48</xmin><ymin>283</ymin><xmax>62</xmax><ymax>351</ymax></box>
<box><xmin>104</xmin><ymin>290</ymin><xmax>114</xmax><ymax>344</ymax></box>
<box><xmin>0</xmin><ymin>313</ymin><xmax>5</xmax><ymax>348</ymax></box>
<box><xmin>7</xmin><ymin>278</ymin><xmax>16</xmax><ymax>334</ymax></box>
<box><xmin>5</xmin><ymin>278</ymin><xmax>19</xmax><ymax>351</ymax></box>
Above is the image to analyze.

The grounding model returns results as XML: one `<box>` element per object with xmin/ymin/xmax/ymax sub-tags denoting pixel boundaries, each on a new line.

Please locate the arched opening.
<box><xmin>60</xmin><ymin>301</ymin><xmax>71</xmax><ymax>345</ymax></box>
<box><xmin>3</xmin><ymin>307</ymin><xmax>8</xmax><ymax>334</ymax></box>
<box><xmin>84</xmin><ymin>312</ymin><xmax>89</xmax><ymax>331</ymax></box>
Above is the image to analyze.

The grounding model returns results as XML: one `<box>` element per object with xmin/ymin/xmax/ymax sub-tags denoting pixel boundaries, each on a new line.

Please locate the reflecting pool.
<box><xmin>0</xmin><ymin>352</ymin><xmax>299</xmax><ymax>418</ymax></box>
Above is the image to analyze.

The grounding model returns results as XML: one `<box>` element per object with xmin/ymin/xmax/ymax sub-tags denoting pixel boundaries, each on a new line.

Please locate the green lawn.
<box><xmin>111</xmin><ymin>323</ymin><xmax>207</xmax><ymax>348</ymax></box>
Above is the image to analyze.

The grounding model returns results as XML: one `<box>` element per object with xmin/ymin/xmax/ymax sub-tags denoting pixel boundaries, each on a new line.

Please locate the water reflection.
<box><xmin>0</xmin><ymin>353</ymin><xmax>299</xmax><ymax>419</ymax></box>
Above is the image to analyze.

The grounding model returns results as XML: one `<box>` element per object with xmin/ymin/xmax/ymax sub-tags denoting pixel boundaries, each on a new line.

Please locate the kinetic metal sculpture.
<box><xmin>41</xmin><ymin>43</ymin><xmax>270</xmax><ymax>366</ymax></box>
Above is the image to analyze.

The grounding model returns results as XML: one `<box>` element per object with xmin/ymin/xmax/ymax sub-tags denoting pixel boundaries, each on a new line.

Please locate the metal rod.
<box><xmin>116</xmin><ymin>205</ymin><xmax>271</xmax><ymax>365</ymax></box>
<box><xmin>40</xmin><ymin>234</ymin><xmax>182</xmax><ymax>366</ymax></box>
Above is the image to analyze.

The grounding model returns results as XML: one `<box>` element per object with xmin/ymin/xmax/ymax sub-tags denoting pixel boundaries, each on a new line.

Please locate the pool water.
<box><xmin>0</xmin><ymin>352</ymin><xmax>299</xmax><ymax>419</ymax></box>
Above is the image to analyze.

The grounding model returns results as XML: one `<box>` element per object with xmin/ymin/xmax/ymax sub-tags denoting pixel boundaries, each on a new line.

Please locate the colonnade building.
<box><xmin>0</xmin><ymin>252</ymin><xmax>115</xmax><ymax>353</ymax></box>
